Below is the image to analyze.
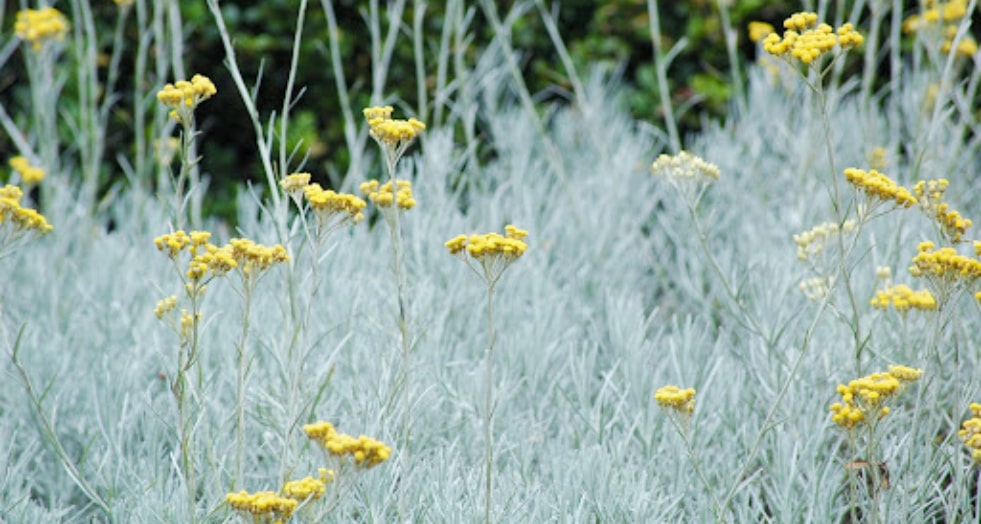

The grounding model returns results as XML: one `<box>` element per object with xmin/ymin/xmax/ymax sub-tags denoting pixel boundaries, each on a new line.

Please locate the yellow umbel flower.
<box><xmin>227</xmin><ymin>238</ymin><xmax>289</xmax><ymax>276</ymax></box>
<box><xmin>909</xmin><ymin>241</ymin><xmax>981</xmax><ymax>281</ymax></box>
<box><xmin>8</xmin><ymin>156</ymin><xmax>45</xmax><ymax>184</ymax></box>
<box><xmin>363</xmin><ymin>105</ymin><xmax>426</xmax><ymax>171</ymax></box>
<box><xmin>763</xmin><ymin>12</ymin><xmax>863</xmax><ymax>65</ymax></box>
<box><xmin>0</xmin><ymin>184</ymin><xmax>53</xmax><ymax>235</ymax></box>
<box><xmin>304</xmin><ymin>183</ymin><xmax>367</xmax><ymax>225</ymax></box>
<box><xmin>870</xmin><ymin>284</ymin><xmax>937</xmax><ymax>312</ymax></box>
<box><xmin>282</xmin><ymin>476</ymin><xmax>327</xmax><ymax>501</ymax></box>
<box><xmin>303</xmin><ymin>421</ymin><xmax>393</xmax><ymax>468</ymax></box>
<box><xmin>654</xmin><ymin>385</ymin><xmax>696</xmax><ymax>414</ymax></box>
<box><xmin>445</xmin><ymin>225</ymin><xmax>528</xmax><ymax>286</ymax></box>
<box><xmin>156</xmin><ymin>74</ymin><xmax>217</xmax><ymax>122</ymax></box>
<box><xmin>959</xmin><ymin>403</ymin><xmax>981</xmax><ymax>463</ymax></box>
<box><xmin>14</xmin><ymin>8</ymin><xmax>69</xmax><ymax>51</ymax></box>
<box><xmin>360</xmin><ymin>179</ymin><xmax>416</xmax><ymax>210</ymax></box>
<box><xmin>914</xmin><ymin>179</ymin><xmax>972</xmax><ymax>243</ymax></box>
<box><xmin>843</xmin><ymin>168</ymin><xmax>917</xmax><ymax>208</ymax></box>
<box><xmin>829</xmin><ymin>367</ymin><xmax>923</xmax><ymax>430</ymax></box>
<box><xmin>226</xmin><ymin>490</ymin><xmax>298</xmax><ymax>522</ymax></box>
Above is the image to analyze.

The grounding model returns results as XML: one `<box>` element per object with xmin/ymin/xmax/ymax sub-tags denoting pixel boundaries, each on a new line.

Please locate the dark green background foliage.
<box><xmin>1</xmin><ymin>1</ymin><xmax>795</xmax><ymax>220</ymax></box>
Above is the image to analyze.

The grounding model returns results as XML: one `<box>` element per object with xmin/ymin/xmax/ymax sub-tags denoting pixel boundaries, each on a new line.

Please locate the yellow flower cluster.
<box><xmin>304</xmin><ymin>183</ymin><xmax>367</xmax><ymax>222</ymax></box>
<box><xmin>650</xmin><ymin>151</ymin><xmax>720</xmax><ymax>184</ymax></box>
<box><xmin>228</xmin><ymin>238</ymin><xmax>289</xmax><ymax>276</ymax></box>
<box><xmin>156</xmin><ymin>74</ymin><xmax>217</xmax><ymax>122</ymax></box>
<box><xmin>360</xmin><ymin>179</ymin><xmax>416</xmax><ymax>210</ymax></box>
<box><xmin>843</xmin><ymin>168</ymin><xmax>917</xmax><ymax>208</ymax></box>
<box><xmin>909</xmin><ymin>241</ymin><xmax>981</xmax><ymax>280</ymax></box>
<box><xmin>14</xmin><ymin>7</ymin><xmax>69</xmax><ymax>51</ymax></box>
<box><xmin>870</xmin><ymin>284</ymin><xmax>937</xmax><ymax>312</ymax></box>
<box><xmin>154</xmin><ymin>295</ymin><xmax>178</xmax><ymax>319</ymax></box>
<box><xmin>763</xmin><ymin>12</ymin><xmax>864</xmax><ymax>64</ymax></box>
<box><xmin>8</xmin><ymin>156</ymin><xmax>45</xmax><ymax>184</ymax></box>
<box><xmin>748</xmin><ymin>21</ymin><xmax>776</xmax><ymax>43</ymax></box>
<box><xmin>902</xmin><ymin>0</ymin><xmax>969</xmax><ymax>32</ymax></box>
<box><xmin>793</xmin><ymin>220</ymin><xmax>856</xmax><ymax>261</ymax></box>
<box><xmin>364</xmin><ymin>106</ymin><xmax>426</xmax><ymax>147</ymax></box>
<box><xmin>279</xmin><ymin>172</ymin><xmax>312</xmax><ymax>194</ymax></box>
<box><xmin>959</xmin><ymin>403</ymin><xmax>981</xmax><ymax>462</ymax></box>
<box><xmin>303</xmin><ymin>421</ymin><xmax>392</xmax><ymax>468</ymax></box>
<box><xmin>445</xmin><ymin>225</ymin><xmax>529</xmax><ymax>259</ymax></box>
<box><xmin>829</xmin><ymin>365</ymin><xmax>923</xmax><ymax>430</ymax></box>
<box><xmin>914</xmin><ymin>179</ymin><xmax>972</xmax><ymax>243</ymax></box>
<box><xmin>281</xmin><ymin>475</ymin><xmax>328</xmax><ymax>501</ymax></box>
<box><xmin>226</xmin><ymin>490</ymin><xmax>297</xmax><ymax>522</ymax></box>
<box><xmin>153</xmin><ymin>230</ymin><xmax>237</xmax><ymax>281</ymax></box>
<box><xmin>941</xmin><ymin>31</ymin><xmax>978</xmax><ymax>58</ymax></box>
<box><xmin>0</xmin><ymin>185</ymin><xmax>53</xmax><ymax>235</ymax></box>
<box><xmin>654</xmin><ymin>385</ymin><xmax>696</xmax><ymax>414</ymax></box>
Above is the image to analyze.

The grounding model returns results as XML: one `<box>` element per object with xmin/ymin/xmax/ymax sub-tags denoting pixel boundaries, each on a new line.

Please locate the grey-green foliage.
<box><xmin>3</xmin><ymin>26</ymin><xmax>981</xmax><ymax>524</ymax></box>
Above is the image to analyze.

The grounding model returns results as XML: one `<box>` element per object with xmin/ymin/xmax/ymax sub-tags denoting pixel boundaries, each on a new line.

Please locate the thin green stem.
<box><xmin>668</xmin><ymin>413</ymin><xmax>724</xmax><ymax>521</ymax></box>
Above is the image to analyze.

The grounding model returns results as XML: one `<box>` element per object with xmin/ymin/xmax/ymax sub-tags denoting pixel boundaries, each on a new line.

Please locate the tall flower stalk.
<box><xmin>361</xmin><ymin>106</ymin><xmax>424</xmax><ymax>518</ymax></box>
<box><xmin>445</xmin><ymin>226</ymin><xmax>528</xmax><ymax>523</ymax></box>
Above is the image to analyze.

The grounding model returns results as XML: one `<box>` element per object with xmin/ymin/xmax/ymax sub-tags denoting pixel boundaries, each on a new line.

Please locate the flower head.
<box><xmin>156</xmin><ymin>74</ymin><xmax>217</xmax><ymax>122</ymax></box>
<box><xmin>361</xmin><ymin>179</ymin><xmax>416</xmax><ymax>210</ymax></box>
<box><xmin>8</xmin><ymin>156</ymin><xmax>45</xmax><ymax>184</ymax></box>
<box><xmin>654</xmin><ymin>385</ymin><xmax>696</xmax><ymax>414</ymax></box>
<box><xmin>226</xmin><ymin>490</ymin><xmax>298</xmax><ymax>521</ymax></box>
<box><xmin>843</xmin><ymin>168</ymin><xmax>917</xmax><ymax>208</ymax></box>
<box><xmin>14</xmin><ymin>8</ymin><xmax>69</xmax><ymax>51</ymax></box>
<box><xmin>303</xmin><ymin>421</ymin><xmax>392</xmax><ymax>468</ymax></box>
<box><xmin>959</xmin><ymin>402</ymin><xmax>981</xmax><ymax>463</ymax></box>
<box><xmin>304</xmin><ymin>183</ymin><xmax>366</xmax><ymax>227</ymax></box>
<box><xmin>0</xmin><ymin>184</ymin><xmax>54</xmax><ymax>244</ymax></box>
<box><xmin>446</xmin><ymin>225</ymin><xmax>528</xmax><ymax>286</ymax></box>
<box><xmin>870</xmin><ymin>284</ymin><xmax>937</xmax><ymax>312</ymax></box>
<box><xmin>363</xmin><ymin>106</ymin><xmax>425</xmax><ymax>173</ymax></box>
<box><xmin>748</xmin><ymin>21</ymin><xmax>776</xmax><ymax>43</ymax></box>
<box><xmin>763</xmin><ymin>12</ymin><xmax>863</xmax><ymax>65</ymax></box>
<box><xmin>829</xmin><ymin>366</ymin><xmax>923</xmax><ymax>430</ymax></box>
<box><xmin>914</xmin><ymin>179</ymin><xmax>972</xmax><ymax>243</ymax></box>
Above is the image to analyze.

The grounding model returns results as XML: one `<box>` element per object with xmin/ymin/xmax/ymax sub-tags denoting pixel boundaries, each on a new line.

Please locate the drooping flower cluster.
<box><xmin>0</xmin><ymin>185</ymin><xmax>53</xmax><ymax>236</ymax></box>
<box><xmin>8</xmin><ymin>156</ymin><xmax>45</xmax><ymax>184</ymax></box>
<box><xmin>156</xmin><ymin>74</ymin><xmax>217</xmax><ymax>122</ymax></box>
<box><xmin>360</xmin><ymin>179</ymin><xmax>416</xmax><ymax>210</ymax></box>
<box><xmin>959</xmin><ymin>403</ymin><xmax>981</xmax><ymax>462</ymax></box>
<box><xmin>870</xmin><ymin>284</ymin><xmax>937</xmax><ymax>312</ymax></box>
<box><xmin>303</xmin><ymin>421</ymin><xmax>392</xmax><ymax>468</ymax></box>
<box><xmin>14</xmin><ymin>7</ymin><xmax>70</xmax><ymax>51</ymax></box>
<box><xmin>794</xmin><ymin>220</ymin><xmax>856</xmax><ymax>262</ymax></box>
<box><xmin>829</xmin><ymin>366</ymin><xmax>924</xmax><ymax>430</ymax></box>
<box><xmin>914</xmin><ymin>179</ymin><xmax>972</xmax><ymax>243</ymax></box>
<box><xmin>654</xmin><ymin>385</ymin><xmax>696</xmax><ymax>414</ymax></box>
<box><xmin>363</xmin><ymin>105</ymin><xmax>426</xmax><ymax>171</ymax></box>
<box><xmin>445</xmin><ymin>225</ymin><xmax>529</xmax><ymax>286</ymax></box>
<box><xmin>843</xmin><ymin>168</ymin><xmax>917</xmax><ymax>208</ymax></box>
<box><xmin>763</xmin><ymin>12</ymin><xmax>864</xmax><ymax>65</ymax></box>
